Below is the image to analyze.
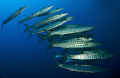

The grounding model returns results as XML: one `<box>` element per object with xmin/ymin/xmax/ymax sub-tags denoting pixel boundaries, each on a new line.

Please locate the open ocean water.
<box><xmin>0</xmin><ymin>0</ymin><xmax>120</xmax><ymax>78</ymax></box>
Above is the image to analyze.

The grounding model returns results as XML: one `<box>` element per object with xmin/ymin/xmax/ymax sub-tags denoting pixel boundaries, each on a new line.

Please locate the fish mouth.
<box><xmin>23</xmin><ymin>5</ymin><xmax>28</xmax><ymax>9</ymax></box>
<box><xmin>60</xmin><ymin>8</ymin><xmax>64</xmax><ymax>10</ymax></box>
<box><xmin>60</xmin><ymin>13</ymin><xmax>69</xmax><ymax>17</ymax></box>
<box><xmin>64</xmin><ymin>13</ymin><xmax>69</xmax><ymax>15</ymax></box>
<box><xmin>65</xmin><ymin>17</ymin><xmax>73</xmax><ymax>20</ymax></box>
<box><xmin>49</xmin><ymin>5</ymin><xmax>54</xmax><ymax>8</ymax></box>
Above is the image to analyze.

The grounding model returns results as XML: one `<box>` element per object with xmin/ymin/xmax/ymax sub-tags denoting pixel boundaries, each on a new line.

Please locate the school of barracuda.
<box><xmin>2</xmin><ymin>5</ymin><xmax>116</xmax><ymax>73</ymax></box>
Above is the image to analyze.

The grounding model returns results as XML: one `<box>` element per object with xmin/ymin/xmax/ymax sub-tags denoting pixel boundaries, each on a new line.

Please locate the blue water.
<box><xmin>0</xmin><ymin>0</ymin><xmax>120</xmax><ymax>78</ymax></box>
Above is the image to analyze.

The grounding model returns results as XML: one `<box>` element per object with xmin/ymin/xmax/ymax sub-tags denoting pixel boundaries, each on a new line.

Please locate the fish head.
<box><xmin>56</xmin><ymin>13</ymin><xmax>69</xmax><ymax>19</ymax></box>
<box><xmin>84</xmin><ymin>42</ymin><xmax>102</xmax><ymax>47</ymax></box>
<box><xmin>42</xmin><ymin>5</ymin><xmax>53</xmax><ymax>11</ymax></box>
<box><xmin>89</xmin><ymin>26</ymin><xmax>96</xmax><ymax>30</ymax></box>
<box><xmin>65</xmin><ymin>17</ymin><xmax>74</xmax><ymax>21</ymax></box>
<box><xmin>19</xmin><ymin>5</ymin><xmax>28</xmax><ymax>11</ymax></box>
<box><xmin>23</xmin><ymin>5</ymin><xmax>28</xmax><ymax>9</ymax></box>
<box><xmin>86</xmin><ymin>37</ymin><xmax>94</xmax><ymax>41</ymax></box>
<box><xmin>78</xmin><ymin>37</ymin><xmax>92</xmax><ymax>41</ymax></box>
<box><xmin>56</xmin><ymin>8</ymin><xmax>64</xmax><ymax>11</ymax></box>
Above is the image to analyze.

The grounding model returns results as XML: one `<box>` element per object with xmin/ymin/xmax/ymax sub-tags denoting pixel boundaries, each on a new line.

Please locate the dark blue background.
<box><xmin>0</xmin><ymin>0</ymin><xmax>120</xmax><ymax>78</ymax></box>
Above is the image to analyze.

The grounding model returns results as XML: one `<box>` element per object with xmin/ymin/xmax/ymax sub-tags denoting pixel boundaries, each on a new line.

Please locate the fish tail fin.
<box><xmin>27</xmin><ymin>30</ymin><xmax>34</xmax><ymax>38</ymax></box>
<box><xmin>23</xmin><ymin>22</ymin><xmax>29</xmax><ymax>33</ymax></box>
<box><xmin>38</xmin><ymin>34</ymin><xmax>47</xmax><ymax>45</ymax></box>
<box><xmin>1</xmin><ymin>23</ymin><xmax>4</xmax><ymax>30</ymax></box>
<box><xmin>54</xmin><ymin>59</ymin><xmax>60</xmax><ymax>69</ymax></box>
<box><xmin>37</xmin><ymin>34</ymin><xmax>46</xmax><ymax>45</ymax></box>
<box><xmin>43</xmin><ymin>29</ymin><xmax>50</xmax><ymax>37</ymax></box>
<box><xmin>38</xmin><ymin>29</ymin><xmax>50</xmax><ymax>45</ymax></box>
<box><xmin>46</xmin><ymin>41</ymin><xmax>54</xmax><ymax>50</ymax></box>
<box><xmin>50</xmin><ymin>51</ymin><xmax>57</xmax><ymax>63</ymax></box>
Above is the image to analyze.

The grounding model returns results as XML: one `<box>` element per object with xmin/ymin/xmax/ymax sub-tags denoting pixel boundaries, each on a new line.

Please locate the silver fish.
<box><xmin>27</xmin><ymin>17</ymin><xmax>73</xmax><ymax>38</ymax></box>
<box><xmin>23</xmin><ymin>13</ymin><xmax>68</xmax><ymax>33</ymax></box>
<box><xmin>30</xmin><ymin>13</ymin><xmax>68</xmax><ymax>28</ymax></box>
<box><xmin>1</xmin><ymin>5</ymin><xmax>27</xmax><ymax>30</ymax></box>
<box><xmin>54</xmin><ymin>53</ymin><xmax>116</xmax><ymax>60</ymax></box>
<box><xmin>38</xmin><ymin>8</ymin><xmax>63</xmax><ymax>17</ymax></box>
<box><xmin>52</xmin><ymin>37</ymin><xmax>93</xmax><ymax>43</ymax></box>
<box><xmin>47</xmin><ymin>41</ymin><xmax>102</xmax><ymax>49</ymax></box>
<box><xmin>18</xmin><ymin>5</ymin><xmax>53</xmax><ymax>28</ymax></box>
<box><xmin>43</xmin><ymin>26</ymin><xmax>95</xmax><ymax>39</ymax></box>
<box><xmin>54</xmin><ymin>59</ymin><xmax>108</xmax><ymax>73</ymax></box>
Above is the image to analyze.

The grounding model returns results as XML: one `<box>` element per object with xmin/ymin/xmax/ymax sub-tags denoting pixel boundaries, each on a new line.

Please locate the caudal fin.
<box><xmin>37</xmin><ymin>34</ymin><xmax>47</xmax><ymax>45</ymax></box>
<box><xmin>39</xmin><ymin>29</ymin><xmax>51</xmax><ymax>44</ymax></box>
<box><xmin>27</xmin><ymin>30</ymin><xmax>34</xmax><ymax>38</ymax></box>
<box><xmin>22</xmin><ymin>22</ymin><xmax>29</xmax><ymax>33</ymax></box>
<box><xmin>54</xmin><ymin>59</ymin><xmax>60</xmax><ymax>69</ymax></box>
<box><xmin>1</xmin><ymin>23</ymin><xmax>4</xmax><ymax>30</ymax></box>
<box><xmin>37</xmin><ymin>34</ymin><xmax>45</xmax><ymax>45</ymax></box>
<box><xmin>42</xmin><ymin>29</ymin><xmax>50</xmax><ymax>37</ymax></box>
<box><xmin>50</xmin><ymin>51</ymin><xmax>57</xmax><ymax>63</ymax></box>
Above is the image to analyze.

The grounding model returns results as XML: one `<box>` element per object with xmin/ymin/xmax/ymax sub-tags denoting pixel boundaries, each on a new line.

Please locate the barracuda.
<box><xmin>52</xmin><ymin>37</ymin><xmax>93</xmax><ymax>43</ymax></box>
<box><xmin>50</xmin><ymin>26</ymin><xmax>95</xmax><ymax>36</ymax></box>
<box><xmin>69</xmin><ymin>53</ymin><xmax>116</xmax><ymax>60</ymax></box>
<box><xmin>18</xmin><ymin>5</ymin><xmax>53</xmax><ymax>28</ymax></box>
<box><xmin>46</xmin><ymin>41</ymin><xmax>102</xmax><ymax>49</ymax></box>
<box><xmin>38</xmin><ymin>8</ymin><xmax>63</xmax><ymax>17</ymax></box>
<box><xmin>52</xmin><ymin>52</ymin><xmax>116</xmax><ymax>60</ymax></box>
<box><xmin>30</xmin><ymin>13</ymin><xmax>68</xmax><ymax>28</ymax></box>
<box><xmin>27</xmin><ymin>17</ymin><xmax>73</xmax><ymax>38</ymax></box>
<box><xmin>34</xmin><ymin>17</ymin><xmax>73</xmax><ymax>30</ymax></box>
<box><xmin>23</xmin><ymin>13</ymin><xmax>68</xmax><ymax>33</ymax></box>
<box><xmin>54</xmin><ymin>59</ymin><xmax>108</xmax><ymax>73</ymax></box>
<box><xmin>42</xmin><ymin>26</ymin><xmax>95</xmax><ymax>39</ymax></box>
<box><xmin>1</xmin><ymin>5</ymin><xmax>27</xmax><ymax>30</ymax></box>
